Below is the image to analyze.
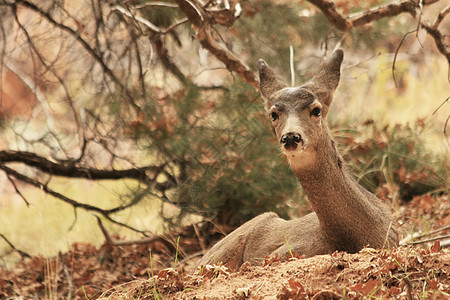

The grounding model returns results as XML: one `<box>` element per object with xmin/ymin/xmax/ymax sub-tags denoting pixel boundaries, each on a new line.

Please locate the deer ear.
<box><xmin>257</xmin><ymin>59</ymin><xmax>288</xmax><ymax>110</ymax></box>
<box><xmin>305</xmin><ymin>49</ymin><xmax>344</xmax><ymax>111</ymax></box>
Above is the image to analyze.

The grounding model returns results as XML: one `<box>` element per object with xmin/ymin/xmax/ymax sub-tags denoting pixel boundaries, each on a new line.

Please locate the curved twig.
<box><xmin>392</xmin><ymin>30</ymin><xmax>417</xmax><ymax>88</ymax></box>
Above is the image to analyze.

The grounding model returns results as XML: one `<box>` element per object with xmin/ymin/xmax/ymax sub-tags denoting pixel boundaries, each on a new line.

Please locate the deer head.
<box><xmin>258</xmin><ymin>49</ymin><xmax>344</xmax><ymax>171</ymax></box>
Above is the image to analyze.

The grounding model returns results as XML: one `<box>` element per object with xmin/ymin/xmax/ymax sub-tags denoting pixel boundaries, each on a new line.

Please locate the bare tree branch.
<box><xmin>306</xmin><ymin>0</ymin><xmax>434</xmax><ymax>30</ymax></box>
<box><xmin>96</xmin><ymin>215</ymin><xmax>114</xmax><ymax>245</ymax></box>
<box><xmin>420</xmin><ymin>5</ymin><xmax>450</xmax><ymax>65</ymax></box>
<box><xmin>392</xmin><ymin>30</ymin><xmax>417</xmax><ymax>88</ymax></box>
<box><xmin>175</xmin><ymin>0</ymin><xmax>258</xmax><ymax>88</ymax></box>
<box><xmin>306</xmin><ymin>0</ymin><xmax>449</xmax><ymax>67</ymax></box>
<box><xmin>0</xmin><ymin>150</ymin><xmax>181</xmax><ymax>196</ymax></box>
<box><xmin>307</xmin><ymin>0</ymin><xmax>351</xmax><ymax>31</ymax></box>
<box><xmin>348</xmin><ymin>1</ymin><xmax>417</xmax><ymax>28</ymax></box>
<box><xmin>0</xmin><ymin>150</ymin><xmax>155</xmax><ymax>182</ymax></box>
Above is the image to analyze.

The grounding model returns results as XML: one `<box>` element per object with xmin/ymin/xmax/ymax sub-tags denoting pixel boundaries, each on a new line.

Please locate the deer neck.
<box><xmin>292</xmin><ymin>135</ymin><xmax>384</xmax><ymax>251</ymax></box>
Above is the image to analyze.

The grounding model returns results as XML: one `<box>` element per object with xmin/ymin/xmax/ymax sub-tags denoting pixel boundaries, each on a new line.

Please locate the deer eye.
<box><xmin>270</xmin><ymin>111</ymin><xmax>279</xmax><ymax>121</ymax></box>
<box><xmin>310</xmin><ymin>107</ymin><xmax>321</xmax><ymax>117</ymax></box>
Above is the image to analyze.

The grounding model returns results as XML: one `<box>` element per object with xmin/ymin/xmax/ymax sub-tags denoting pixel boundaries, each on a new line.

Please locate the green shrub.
<box><xmin>334</xmin><ymin>120</ymin><xmax>449</xmax><ymax>203</ymax></box>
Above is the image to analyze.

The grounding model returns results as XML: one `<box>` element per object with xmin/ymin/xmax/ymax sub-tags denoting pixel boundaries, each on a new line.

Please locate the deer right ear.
<box><xmin>258</xmin><ymin>59</ymin><xmax>287</xmax><ymax>110</ymax></box>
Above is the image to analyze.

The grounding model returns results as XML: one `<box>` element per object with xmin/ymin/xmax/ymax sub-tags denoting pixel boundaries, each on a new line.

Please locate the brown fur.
<box><xmin>198</xmin><ymin>49</ymin><xmax>398</xmax><ymax>271</ymax></box>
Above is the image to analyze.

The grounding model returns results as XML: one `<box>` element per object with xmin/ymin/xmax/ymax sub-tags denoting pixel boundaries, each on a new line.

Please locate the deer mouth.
<box><xmin>281</xmin><ymin>132</ymin><xmax>304</xmax><ymax>151</ymax></box>
<box><xmin>284</xmin><ymin>143</ymin><xmax>299</xmax><ymax>151</ymax></box>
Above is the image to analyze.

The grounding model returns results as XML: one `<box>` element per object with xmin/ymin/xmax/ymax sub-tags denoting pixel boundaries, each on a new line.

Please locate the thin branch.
<box><xmin>112</xmin><ymin>5</ymin><xmax>188</xmax><ymax>35</ymax></box>
<box><xmin>414</xmin><ymin>225</ymin><xmax>450</xmax><ymax>239</ymax></box>
<box><xmin>307</xmin><ymin>0</ymin><xmax>426</xmax><ymax>31</ymax></box>
<box><xmin>409</xmin><ymin>234</ymin><xmax>450</xmax><ymax>245</ymax></box>
<box><xmin>6</xmin><ymin>173</ymin><xmax>30</xmax><ymax>206</ymax></box>
<box><xmin>432</xmin><ymin>96</ymin><xmax>449</xmax><ymax>115</ymax></box>
<box><xmin>68</xmin><ymin>207</ymin><xmax>78</xmax><ymax>232</ymax></box>
<box><xmin>0</xmin><ymin>233</ymin><xmax>31</xmax><ymax>259</ymax></box>
<box><xmin>415</xmin><ymin>0</ymin><xmax>424</xmax><ymax>41</ymax></box>
<box><xmin>102</xmin><ymin>214</ymin><xmax>150</xmax><ymax>235</ymax></box>
<box><xmin>392</xmin><ymin>30</ymin><xmax>417</xmax><ymax>88</ymax></box>
<box><xmin>96</xmin><ymin>215</ymin><xmax>175</xmax><ymax>247</ymax></box>
<box><xmin>444</xmin><ymin>115</ymin><xmax>450</xmax><ymax>144</ymax></box>
<box><xmin>164</xmin><ymin>17</ymin><xmax>189</xmax><ymax>33</ymax></box>
<box><xmin>1</xmin><ymin>150</ymin><xmax>180</xmax><ymax>195</ymax></box>
<box><xmin>96</xmin><ymin>216</ymin><xmax>113</xmax><ymax>245</ymax></box>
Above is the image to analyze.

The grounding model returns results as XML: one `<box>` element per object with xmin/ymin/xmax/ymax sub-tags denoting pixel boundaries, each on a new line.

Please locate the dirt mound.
<box><xmin>103</xmin><ymin>246</ymin><xmax>449</xmax><ymax>299</ymax></box>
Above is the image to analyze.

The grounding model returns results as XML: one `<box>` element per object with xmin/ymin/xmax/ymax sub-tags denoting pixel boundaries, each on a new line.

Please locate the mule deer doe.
<box><xmin>198</xmin><ymin>49</ymin><xmax>399</xmax><ymax>271</ymax></box>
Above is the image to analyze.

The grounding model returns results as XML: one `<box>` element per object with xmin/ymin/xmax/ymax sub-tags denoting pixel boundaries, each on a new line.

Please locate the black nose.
<box><xmin>281</xmin><ymin>132</ymin><xmax>302</xmax><ymax>150</ymax></box>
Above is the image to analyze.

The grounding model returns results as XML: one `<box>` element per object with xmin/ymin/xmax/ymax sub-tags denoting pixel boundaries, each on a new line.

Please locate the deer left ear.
<box><xmin>304</xmin><ymin>49</ymin><xmax>344</xmax><ymax>111</ymax></box>
<box><xmin>258</xmin><ymin>59</ymin><xmax>288</xmax><ymax>110</ymax></box>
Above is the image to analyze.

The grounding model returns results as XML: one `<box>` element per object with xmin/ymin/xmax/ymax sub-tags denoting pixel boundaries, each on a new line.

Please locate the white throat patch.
<box><xmin>284</xmin><ymin>146</ymin><xmax>316</xmax><ymax>171</ymax></box>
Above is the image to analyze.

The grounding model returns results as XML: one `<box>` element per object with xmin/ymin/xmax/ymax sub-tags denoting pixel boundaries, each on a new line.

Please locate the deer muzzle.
<box><xmin>281</xmin><ymin>132</ymin><xmax>302</xmax><ymax>151</ymax></box>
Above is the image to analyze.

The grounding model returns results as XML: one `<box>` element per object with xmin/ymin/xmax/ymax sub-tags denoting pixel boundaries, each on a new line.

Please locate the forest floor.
<box><xmin>1</xmin><ymin>194</ymin><xmax>449</xmax><ymax>299</ymax></box>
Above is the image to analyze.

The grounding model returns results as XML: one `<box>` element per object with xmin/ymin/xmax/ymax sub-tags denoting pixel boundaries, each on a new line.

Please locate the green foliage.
<box><xmin>335</xmin><ymin>120</ymin><xmax>449</xmax><ymax>202</ymax></box>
